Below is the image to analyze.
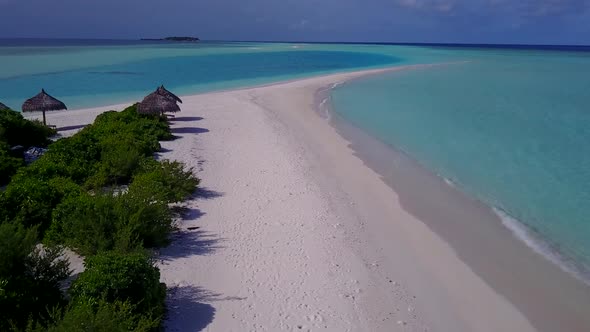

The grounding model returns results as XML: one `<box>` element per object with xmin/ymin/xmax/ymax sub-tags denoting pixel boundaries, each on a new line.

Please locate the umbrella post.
<box><xmin>42</xmin><ymin>110</ymin><xmax>47</xmax><ymax>125</ymax></box>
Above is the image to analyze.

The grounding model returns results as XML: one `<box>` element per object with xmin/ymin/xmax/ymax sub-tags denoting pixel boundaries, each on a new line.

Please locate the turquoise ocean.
<box><xmin>2</xmin><ymin>39</ymin><xmax>590</xmax><ymax>282</ymax></box>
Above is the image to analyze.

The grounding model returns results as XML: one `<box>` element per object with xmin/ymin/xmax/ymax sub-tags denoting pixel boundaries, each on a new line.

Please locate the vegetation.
<box><xmin>0</xmin><ymin>107</ymin><xmax>56</xmax><ymax>148</ymax></box>
<box><xmin>70</xmin><ymin>252</ymin><xmax>166</xmax><ymax>319</ymax></box>
<box><xmin>1</xmin><ymin>176</ymin><xmax>82</xmax><ymax>235</ymax></box>
<box><xmin>0</xmin><ymin>222</ymin><xmax>70</xmax><ymax>331</ymax></box>
<box><xmin>12</xmin><ymin>105</ymin><xmax>173</xmax><ymax>188</ymax></box>
<box><xmin>46</xmin><ymin>188</ymin><xmax>174</xmax><ymax>256</ymax></box>
<box><xmin>0</xmin><ymin>108</ymin><xmax>56</xmax><ymax>185</ymax></box>
<box><xmin>131</xmin><ymin>159</ymin><xmax>200</xmax><ymax>204</ymax></box>
<box><xmin>0</xmin><ymin>142</ymin><xmax>24</xmax><ymax>185</ymax></box>
<box><xmin>28</xmin><ymin>299</ymin><xmax>159</xmax><ymax>332</ymax></box>
<box><xmin>0</xmin><ymin>104</ymin><xmax>199</xmax><ymax>330</ymax></box>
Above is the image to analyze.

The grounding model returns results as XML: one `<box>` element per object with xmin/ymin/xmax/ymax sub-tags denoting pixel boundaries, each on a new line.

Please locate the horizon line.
<box><xmin>0</xmin><ymin>37</ymin><xmax>589</xmax><ymax>48</ymax></box>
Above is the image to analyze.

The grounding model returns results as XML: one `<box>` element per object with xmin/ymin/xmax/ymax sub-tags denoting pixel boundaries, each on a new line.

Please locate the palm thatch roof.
<box><xmin>0</xmin><ymin>101</ymin><xmax>9</xmax><ymax>111</ymax></box>
<box><xmin>137</xmin><ymin>92</ymin><xmax>180</xmax><ymax>116</ymax></box>
<box><xmin>156</xmin><ymin>85</ymin><xmax>182</xmax><ymax>104</ymax></box>
<box><xmin>21</xmin><ymin>89</ymin><xmax>67</xmax><ymax>125</ymax></box>
<box><xmin>22</xmin><ymin>89</ymin><xmax>67</xmax><ymax>113</ymax></box>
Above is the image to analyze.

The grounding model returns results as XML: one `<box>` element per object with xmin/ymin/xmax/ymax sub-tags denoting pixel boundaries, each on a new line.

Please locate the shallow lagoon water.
<box><xmin>332</xmin><ymin>50</ymin><xmax>590</xmax><ymax>280</ymax></box>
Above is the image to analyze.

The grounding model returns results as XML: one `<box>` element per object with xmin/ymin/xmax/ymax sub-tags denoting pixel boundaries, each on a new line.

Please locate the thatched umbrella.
<box><xmin>156</xmin><ymin>85</ymin><xmax>182</xmax><ymax>104</ymax></box>
<box><xmin>0</xmin><ymin>101</ymin><xmax>9</xmax><ymax>111</ymax></box>
<box><xmin>22</xmin><ymin>89</ymin><xmax>67</xmax><ymax>125</ymax></box>
<box><xmin>137</xmin><ymin>92</ymin><xmax>180</xmax><ymax>116</ymax></box>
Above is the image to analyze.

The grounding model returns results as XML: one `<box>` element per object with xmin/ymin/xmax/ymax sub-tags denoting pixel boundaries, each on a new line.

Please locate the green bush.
<box><xmin>13</xmin><ymin>129</ymin><xmax>101</xmax><ymax>185</ymax></box>
<box><xmin>27</xmin><ymin>299</ymin><xmax>159</xmax><ymax>332</ymax></box>
<box><xmin>0</xmin><ymin>143</ymin><xmax>24</xmax><ymax>186</ymax></box>
<box><xmin>131</xmin><ymin>159</ymin><xmax>199</xmax><ymax>204</ymax></box>
<box><xmin>93</xmin><ymin>105</ymin><xmax>174</xmax><ymax>142</ymax></box>
<box><xmin>0</xmin><ymin>177</ymin><xmax>82</xmax><ymax>235</ymax></box>
<box><xmin>0</xmin><ymin>222</ymin><xmax>70</xmax><ymax>331</ymax></box>
<box><xmin>94</xmin><ymin>124</ymin><xmax>160</xmax><ymax>158</ymax></box>
<box><xmin>69</xmin><ymin>252</ymin><xmax>166</xmax><ymax>320</ymax></box>
<box><xmin>47</xmin><ymin>189</ymin><xmax>174</xmax><ymax>256</ymax></box>
<box><xmin>46</xmin><ymin>193</ymin><xmax>131</xmax><ymax>256</ymax></box>
<box><xmin>92</xmin><ymin>106</ymin><xmax>173</xmax><ymax>145</ymax></box>
<box><xmin>0</xmin><ymin>108</ymin><xmax>56</xmax><ymax>185</ymax></box>
<box><xmin>39</xmin><ymin>131</ymin><xmax>100</xmax><ymax>181</ymax></box>
<box><xmin>2</xmin><ymin>104</ymin><xmax>178</xmax><ymax>235</ymax></box>
<box><xmin>0</xmin><ymin>108</ymin><xmax>56</xmax><ymax>148</ymax></box>
<box><xmin>15</xmin><ymin>104</ymin><xmax>171</xmax><ymax>189</ymax></box>
<box><xmin>120</xmin><ymin>187</ymin><xmax>175</xmax><ymax>249</ymax></box>
<box><xmin>85</xmin><ymin>134</ymin><xmax>149</xmax><ymax>189</ymax></box>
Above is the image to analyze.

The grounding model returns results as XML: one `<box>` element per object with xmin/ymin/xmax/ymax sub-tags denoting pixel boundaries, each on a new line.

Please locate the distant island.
<box><xmin>141</xmin><ymin>37</ymin><xmax>200</xmax><ymax>42</ymax></box>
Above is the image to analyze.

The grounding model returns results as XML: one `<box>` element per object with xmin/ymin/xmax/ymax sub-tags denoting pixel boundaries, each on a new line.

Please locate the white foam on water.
<box><xmin>332</xmin><ymin>81</ymin><xmax>345</xmax><ymax>89</ymax></box>
<box><xmin>492</xmin><ymin>207</ymin><xmax>590</xmax><ymax>285</ymax></box>
<box><xmin>397</xmin><ymin>150</ymin><xmax>590</xmax><ymax>287</ymax></box>
<box><xmin>318</xmin><ymin>96</ymin><xmax>332</xmax><ymax>121</ymax></box>
<box><xmin>443</xmin><ymin>177</ymin><xmax>456</xmax><ymax>188</ymax></box>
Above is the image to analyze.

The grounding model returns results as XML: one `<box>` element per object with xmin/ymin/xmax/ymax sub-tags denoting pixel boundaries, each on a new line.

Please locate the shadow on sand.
<box><xmin>171</xmin><ymin>127</ymin><xmax>209</xmax><ymax>135</ymax></box>
<box><xmin>165</xmin><ymin>286</ymin><xmax>217</xmax><ymax>332</ymax></box>
<box><xmin>165</xmin><ymin>286</ymin><xmax>248</xmax><ymax>331</ymax></box>
<box><xmin>160</xmin><ymin>206</ymin><xmax>223</xmax><ymax>260</ymax></box>
<box><xmin>57</xmin><ymin>124</ymin><xmax>88</xmax><ymax>132</ymax></box>
<box><xmin>172</xmin><ymin>116</ymin><xmax>204</xmax><ymax>122</ymax></box>
<box><xmin>161</xmin><ymin>230</ymin><xmax>223</xmax><ymax>260</ymax></box>
<box><xmin>179</xmin><ymin>207</ymin><xmax>206</xmax><ymax>221</ymax></box>
<box><xmin>194</xmin><ymin>187</ymin><xmax>224</xmax><ymax>200</ymax></box>
<box><xmin>161</xmin><ymin>184</ymin><xmax>234</xmax><ymax>331</ymax></box>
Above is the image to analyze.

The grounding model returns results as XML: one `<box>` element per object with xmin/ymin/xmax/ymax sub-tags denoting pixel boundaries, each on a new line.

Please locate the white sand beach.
<box><xmin>33</xmin><ymin>67</ymin><xmax>540</xmax><ymax>332</ymax></box>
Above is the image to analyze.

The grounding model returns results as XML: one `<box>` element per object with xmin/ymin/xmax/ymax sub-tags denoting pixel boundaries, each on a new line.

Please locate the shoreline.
<box><xmin>320</xmin><ymin>88</ymin><xmax>590</xmax><ymax>331</ymax></box>
<box><xmin>30</xmin><ymin>66</ymin><xmax>590</xmax><ymax>331</ymax></box>
<box><xmin>319</xmin><ymin>69</ymin><xmax>590</xmax><ymax>286</ymax></box>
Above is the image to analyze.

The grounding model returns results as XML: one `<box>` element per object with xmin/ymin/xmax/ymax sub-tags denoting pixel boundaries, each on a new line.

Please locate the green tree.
<box><xmin>69</xmin><ymin>252</ymin><xmax>166</xmax><ymax>320</ymax></box>
<box><xmin>0</xmin><ymin>222</ymin><xmax>70</xmax><ymax>331</ymax></box>
<box><xmin>0</xmin><ymin>142</ymin><xmax>24</xmax><ymax>185</ymax></box>
<box><xmin>0</xmin><ymin>176</ymin><xmax>81</xmax><ymax>235</ymax></box>
<box><xmin>47</xmin><ymin>189</ymin><xmax>173</xmax><ymax>256</ymax></box>
<box><xmin>27</xmin><ymin>299</ymin><xmax>158</xmax><ymax>332</ymax></box>
<box><xmin>0</xmin><ymin>108</ymin><xmax>56</xmax><ymax>148</ymax></box>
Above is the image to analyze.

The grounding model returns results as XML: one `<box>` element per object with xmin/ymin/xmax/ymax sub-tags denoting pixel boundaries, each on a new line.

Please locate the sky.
<box><xmin>0</xmin><ymin>0</ymin><xmax>589</xmax><ymax>45</ymax></box>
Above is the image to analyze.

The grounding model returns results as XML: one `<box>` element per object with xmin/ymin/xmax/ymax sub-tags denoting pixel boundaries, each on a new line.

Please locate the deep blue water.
<box><xmin>0</xmin><ymin>41</ymin><xmax>403</xmax><ymax>109</ymax></box>
<box><xmin>0</xmin><ymin>50</ymin><xmax>397</xmax><ymax>109</ymax></box>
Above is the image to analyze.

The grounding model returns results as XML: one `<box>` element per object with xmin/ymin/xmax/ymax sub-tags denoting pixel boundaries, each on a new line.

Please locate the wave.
<box><xmin>331</xmin><ymin>81</ymin><xmax>345</xmax><ymax>89</ymax></box>
<box><xmin>317</xmin><ymin>96</ymin><xmax>332</xmax><ymax>121</ymax></box>
<box><xmin>436</xmin><ymin>174</ymin><xmax>590</xmax><ymax>285</ymax></box>
<box><xmin>442</xmin><ymin>176</ymin><xmax>457</xmax><ymax>188</ymax></box>
<box><xmin>492</xmin><ymin>207</ymin><xmax>590</xmax><ymax>285</ymax></box>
